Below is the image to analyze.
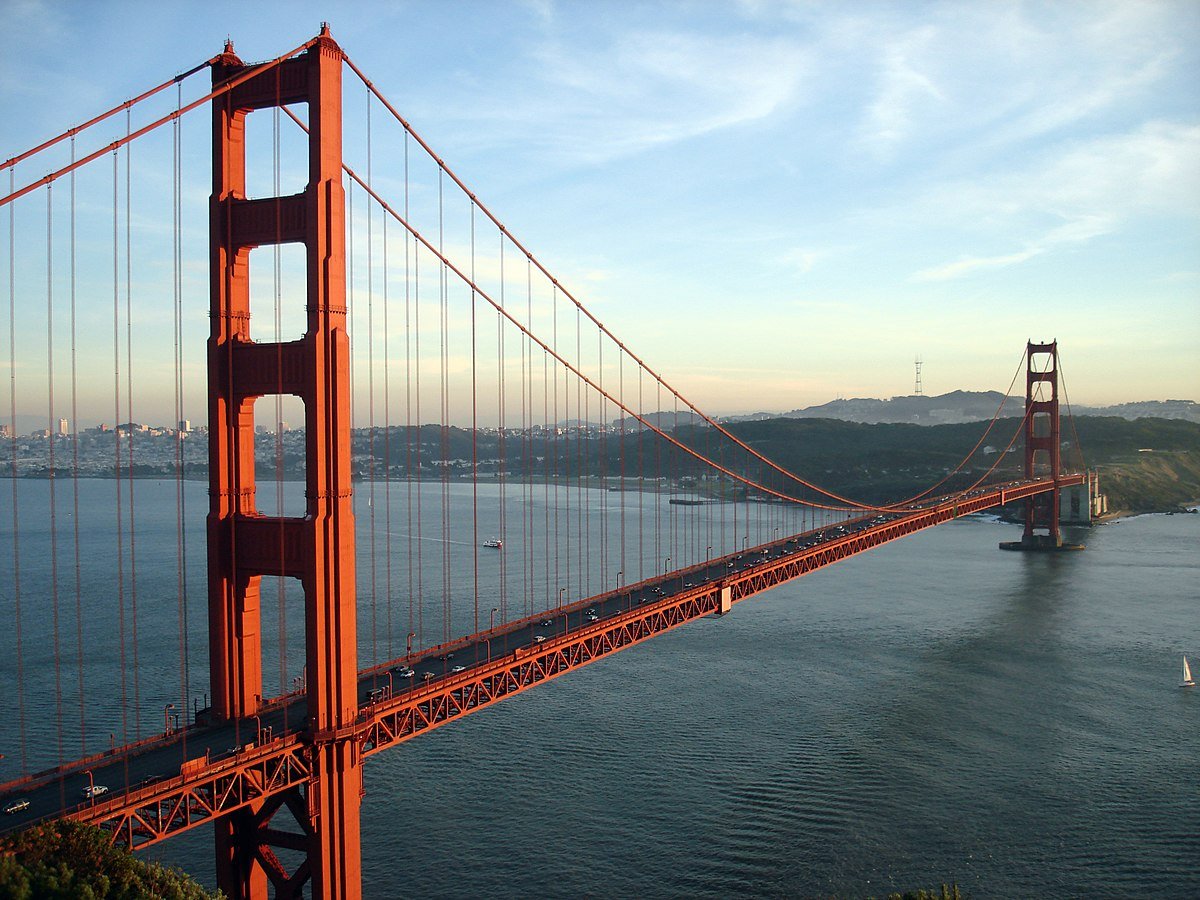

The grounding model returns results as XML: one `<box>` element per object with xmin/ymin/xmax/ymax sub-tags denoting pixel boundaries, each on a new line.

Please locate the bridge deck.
<box><xmin>0</xmin><ymin>475</ymin><xmax>1083</xmax><ymax>848</ymax></box>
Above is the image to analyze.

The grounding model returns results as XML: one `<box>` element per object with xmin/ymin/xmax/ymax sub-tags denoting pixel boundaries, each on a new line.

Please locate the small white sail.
<box><xmin>1184</xmin><ymin>655</ymin><xmax>1194</xmax><ymax>687</ymax></box>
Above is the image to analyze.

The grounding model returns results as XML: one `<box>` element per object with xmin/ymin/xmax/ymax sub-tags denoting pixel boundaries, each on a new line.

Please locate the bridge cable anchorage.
<box><xmin>334</xmin><ymin>53</ymin><xmax>1028</xmax><ymax>514</ymax></box>
<box><xmin>0</xmin><ymin>38</ymin><xmax>321</xmax><ymax>209</ymax></box>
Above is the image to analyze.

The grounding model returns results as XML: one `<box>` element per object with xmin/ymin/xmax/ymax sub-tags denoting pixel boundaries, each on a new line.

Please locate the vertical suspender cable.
<box><xmin>470</xmin><ymin>204</ymin><xmax>479</xmax><ymax>636</ymax></box>
<box><xmin>638</xmin><ymin>366</ymin><xmax>644</xmax><ymax>583</ymax></box>
<box><xmin>124</xmin><ymin>114</ymin><xmax>141</xmax><ymax>742</ymax></box>
<box><xmin>384</xmin><ymin>212</ymin><xmax>393</xmax><ymax>660</ymax></box>
<box><xmin>47</xmin><ymin>184</ymin><xmax>65</xmax><ymax>773</ymax></box>
<box><xmin>597</xmin><ymin>330</ymin><xmax>605</xmax><ymax>592</ymax></box>
<box><xmin>575</xmin><ymin>305</ymin><xmax>582</xmax><ymax>602</ymax></box>
<box><xmin>273</xmin><ymin>90</ymin><xmax>287</xmax><ymax>702</ymax></box>
<box><xmin>112</xmin><ymin>149</ymin><xmax>129</xmax><ymax>750</ymax></box>
<box><xmin>497</xmin><ymin>236</ymin><xmax>507</xmax><ymax>620</ymax></box>
<box><xmin>367</xmin><ymin>92</ymin><xmax>379</xmax><ymax>670</ymax></box>
<box><xmin>70</xmin><ymin>139</ymin><xmax>87</xmax><ymax>755</ymax></box>
<box><xmin>438</xmin><ymin>167</ymin><xmax>449</xmax><ymax>645</ymax></box>
<box><xmin>543</xmin><ymin>313</ymin><xmax>551</xmax><ymax>615</ymax></box>
<box><xmin>414</xmin><ymin>230</ymin><xmax>423</xmax><ymax>649</ymax></box>
<box><xmin>404</xmin><ymin>132</ymin><xmax>414</xmax><ymax>654</ymax></box>
<box><xmin>172</xmin><ymin>95</ymin><xmax>189</xmax><ymax>755</ymax></box>
<box><xmin>551</xmin><ymin>286</ymin><xmax>560</xmax><ymax>613</ymax></box>
<box><xmin>521</xmin><ymin>261</ymin><xmax>529</xmax><ymax>617</ymax></box>
<box><xmin>6</xmin><ymin>168</ymin><xmax>26</xmax><ymax>774</ymax></box>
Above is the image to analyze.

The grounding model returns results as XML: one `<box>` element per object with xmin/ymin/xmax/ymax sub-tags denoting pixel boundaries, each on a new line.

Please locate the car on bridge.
<box><xmin>82</xmin><ymin>784</ymin><xmax>109</xmax><ymax>799</ymax></box>
<box><xmin>3</xmin><ymin>799</ymin><xmax>30</xmax><ymax>815</ymax></box>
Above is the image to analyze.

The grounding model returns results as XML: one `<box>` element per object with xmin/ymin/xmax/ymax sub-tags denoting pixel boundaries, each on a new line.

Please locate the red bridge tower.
<box><xmin>207</xmin><ymin>26</ymin><xmax>361</xmax><ymax>899</ymax></box>
<box><xmin>1000</xmin><ymin>339</ymin><xmax>1084</xmax><ymax>552</ymax></box>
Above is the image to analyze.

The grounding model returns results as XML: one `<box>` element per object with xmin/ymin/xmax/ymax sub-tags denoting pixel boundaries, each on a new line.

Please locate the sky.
<box><xmin>1</xmin><ymin>0</ymin><xmax>1198</xmax><ymax>428</ymax></box>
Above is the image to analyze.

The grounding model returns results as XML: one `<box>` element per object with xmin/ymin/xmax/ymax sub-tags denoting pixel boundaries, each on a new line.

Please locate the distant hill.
<box><xmin>721</xmin><ymin>393</ymin><xmax>1199</xmax><ymax>426</ymax></box>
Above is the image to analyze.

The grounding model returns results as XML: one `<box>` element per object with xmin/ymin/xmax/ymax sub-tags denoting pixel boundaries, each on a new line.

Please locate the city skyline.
<box><xmin>2</xmin><ymin>1</ymin><xmax>1198</xmax><ymax>431</ymax></box>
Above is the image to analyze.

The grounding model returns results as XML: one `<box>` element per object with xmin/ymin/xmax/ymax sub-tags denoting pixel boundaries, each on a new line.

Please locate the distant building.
<box><xmin>179</xmin><ymin>419</ymin><xmax>191</xmax><ymax>433</ymax></box>
<box><xmin>57</xmin><ymin>417</ymin><xmax>69</xmax><ymax>436</ymax></box>
<box><xmin>0</xmin><ymin>423</ymin><xmax>11</xmax><ymax>439</ymax></box>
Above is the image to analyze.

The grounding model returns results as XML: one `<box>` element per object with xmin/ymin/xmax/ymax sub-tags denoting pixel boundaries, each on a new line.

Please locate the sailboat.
<box><xmin>1183</xmin><ymin>655</ymin><xmax>1195</xmax><ymax>688</ymax></box>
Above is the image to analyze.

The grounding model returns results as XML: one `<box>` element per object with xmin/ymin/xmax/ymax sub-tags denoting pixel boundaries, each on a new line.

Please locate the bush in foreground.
<box><xmin>0</xmin><ymin>820</ymin><xmax>217</xmax><ymax>899</ymax></box>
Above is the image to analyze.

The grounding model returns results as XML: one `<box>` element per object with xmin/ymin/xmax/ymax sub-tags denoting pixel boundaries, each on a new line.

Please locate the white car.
<box><xmin>533</xmin><ymin>635</ymin><xmax>546</xmax><ymax>643</ymax></box>
<box><xmin>82</xmin><ymin>784</ymin><xmax>109</xmax><ymax>799</ymax></box>
<box><xmin>451</xmin><ymin>665</ymin><xmax>466</xmax><ymax>673</ymax></box>
<box><xmin>3</xmin><ymin>799</ymin><xmax>30</xmax><ymax>815</ymax></box>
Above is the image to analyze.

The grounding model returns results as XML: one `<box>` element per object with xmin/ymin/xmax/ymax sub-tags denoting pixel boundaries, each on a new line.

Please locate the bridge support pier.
<box><xmin>717</xmin><ymin>585</ymin><xmax>733</xmax><ymax>615</ymax></box>
<box><xmin>208</xmin><ymin>28</ymin><xmax>362</xmax><ymax>899</ymax></box>
<box><xmin>1000</xmin><ymin>340</ymin><xmax>1084</xmax><ymax>552</ymax></box>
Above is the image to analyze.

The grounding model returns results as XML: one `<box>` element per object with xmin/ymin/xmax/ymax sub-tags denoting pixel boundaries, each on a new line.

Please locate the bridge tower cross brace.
<box><xmin>1021</xmin><ymin>340</ymin><xmax>1062</xmax><ymax>547</ymax></box>
<box><xmin>208</xmin><ymin>27</ymin><xmax>361</xmax><ymax>900</ymax></box>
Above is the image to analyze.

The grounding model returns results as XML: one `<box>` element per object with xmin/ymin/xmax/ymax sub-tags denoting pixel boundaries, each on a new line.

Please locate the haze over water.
<box><xmin>2</xmin><ymin>482</ymin><xmax>1196</xmax><ymax>896</ymax></box>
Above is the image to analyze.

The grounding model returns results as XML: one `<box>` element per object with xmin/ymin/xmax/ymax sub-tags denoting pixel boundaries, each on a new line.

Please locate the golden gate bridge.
<box><xmin>0</xmin><ymin>27</ymin><xmax>1086</xmax><ymax>899</ymax></box>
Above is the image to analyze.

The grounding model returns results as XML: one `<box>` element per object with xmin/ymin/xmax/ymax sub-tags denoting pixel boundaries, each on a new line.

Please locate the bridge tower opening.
<box><xmin>208</xmin><ymin>26</ymin><xmax>361</xmax><ymax>899</ymax></box>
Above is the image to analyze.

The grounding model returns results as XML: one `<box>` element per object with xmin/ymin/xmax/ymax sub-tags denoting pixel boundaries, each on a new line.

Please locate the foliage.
<box><xmin>862</xmin><ymin>885</ymin><xmax>963</xmax><ymax>900</ymax></box>
<box><xmin>0</xmin><ymin>821</ymin><xmax>217</xmax><ymax>899</ymax></box>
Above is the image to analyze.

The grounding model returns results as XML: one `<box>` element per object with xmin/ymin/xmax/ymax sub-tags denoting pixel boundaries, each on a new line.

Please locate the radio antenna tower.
<box><xmin>914</xmin><ymin>356</ymin><xmax>924</xmax><ymax>396</ymax></box>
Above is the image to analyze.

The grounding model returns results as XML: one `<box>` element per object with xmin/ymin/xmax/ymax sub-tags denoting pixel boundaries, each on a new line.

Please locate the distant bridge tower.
<box><xmin>1000</xmin><ymin>339</ymin><xmax>1082</xmax><ymax>552</ymax></box>
<box><xmin>914</xmin><ymin>356</ymin><xmax>923</xmax><ymax>396</ymax></box>
<box><xmin>207</xmin><ymin>26</ymin><xmax>360</xmax><ymax>899</ymax></box>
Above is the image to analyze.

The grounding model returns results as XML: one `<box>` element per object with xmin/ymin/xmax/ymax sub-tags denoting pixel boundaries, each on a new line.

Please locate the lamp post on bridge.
<box><xmin>558</xmin><ymin>587</ymin><xmax>566</xmax><ymax>609</ymax></box>
<box><xmin>85</xmin><ymin>769</ymin><xmax>95</xmax><ymax>804</ymax></box>
<box><xmin>663</xmin><ymin>556</ymin><xmax>671</xmax><ymax>575</ymax></box>
<box><xmin>163</xmin><ymin>703</ymin><xmax>175</xmax><ymax>737</ymax></box>
<box><xmin>407</xmin><ymin>631</ymin><xmax>416</xmax><ymax>656</ymax></box>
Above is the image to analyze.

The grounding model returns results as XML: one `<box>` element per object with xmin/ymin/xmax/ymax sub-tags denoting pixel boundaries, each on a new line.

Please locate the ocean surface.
<box><xmin>2</xmin><ymin>480</ymin><xmax>1197</xmax><ymax>897</ymax></box>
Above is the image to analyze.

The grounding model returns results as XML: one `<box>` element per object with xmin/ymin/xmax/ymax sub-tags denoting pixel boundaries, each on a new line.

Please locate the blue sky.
<box><xmin>2</xmin><ymin>0</ymin><xmax>1198</xmax><ymax>425</ymax></box>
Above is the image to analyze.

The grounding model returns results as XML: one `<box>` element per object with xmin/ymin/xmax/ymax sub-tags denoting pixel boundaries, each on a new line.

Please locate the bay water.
<box><xmin>1</xmin><ymin>480</ymin><xmax>1196</xmax><ymax>896</ymax></box>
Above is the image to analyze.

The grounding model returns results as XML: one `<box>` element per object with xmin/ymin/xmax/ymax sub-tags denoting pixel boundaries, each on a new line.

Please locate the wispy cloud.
<box><xmin>909</xmin><ymin>121</ymin><xmax>1198</xmax><ymax>281</ymax></box>
<box><xmin>858</xmin><ymin>26</ymin><xmax>945</xmax><ymax>158</ymax></box>
<box><xmin>437</xmin><ymin>28</ymin><xmax>809</xmax><ymax>165</ymax></box>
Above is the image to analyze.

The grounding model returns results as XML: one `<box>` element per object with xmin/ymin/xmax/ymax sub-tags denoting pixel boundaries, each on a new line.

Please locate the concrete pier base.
<box><xmin>999</xmin><ymin>534</ymin><xmax>1085</xmax><ymax>552</ymax></box>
